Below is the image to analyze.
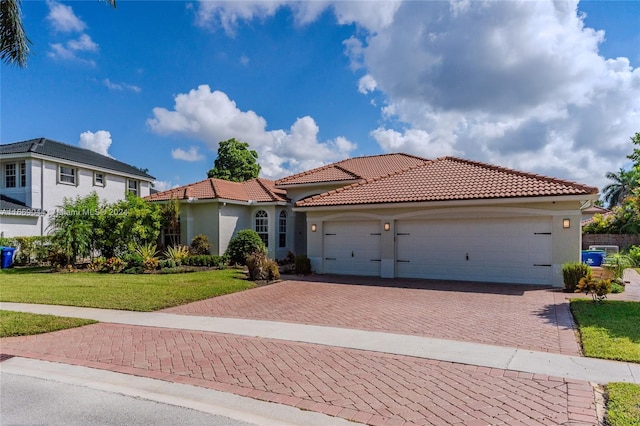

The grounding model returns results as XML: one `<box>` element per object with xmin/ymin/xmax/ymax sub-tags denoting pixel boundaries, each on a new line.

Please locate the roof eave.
<box><xmin>293</xmin><ymin>193</ymin><xmax>600</xmax><ymax>212</ymax></box>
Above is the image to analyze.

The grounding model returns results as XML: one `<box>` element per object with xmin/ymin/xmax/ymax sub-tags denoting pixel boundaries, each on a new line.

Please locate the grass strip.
<box><xmin>570</xmin><ymin>299</ymin><xmax>640</xmax><ymax>363</ymax></box>
<box><xmin>0</xmin><ymin>268</ymin><xmax>255</xmax><ymax>311</ymax></box>
<box><xmin>606</xmin><ymin>382</ymin><xmax>640</xmax><ymax>426</ymax></box>
<box><xmin>0</xmin><ymin>310</ymin><xmax>97</xmax><ymax>337</ymax></box>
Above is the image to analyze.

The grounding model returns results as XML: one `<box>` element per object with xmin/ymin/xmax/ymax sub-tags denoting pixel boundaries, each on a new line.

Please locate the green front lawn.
<box><xmin>570</xmin><ymin>299</ymin><xmax>640</xmax><ymax>363</ymax></box>
<box><xmin>606</xmin><ymin>383</ymin><xmax>640</xmax><ymax>426</ymax></box>
<box><xmin>0</xmin><ymin>310</ymin><xmax>97</xmax><ymax>337</ymax></box>
<box><xmin>0</xmin><ymin>268</ymin><xmax>255</xmax><ymax>311</ymax></box>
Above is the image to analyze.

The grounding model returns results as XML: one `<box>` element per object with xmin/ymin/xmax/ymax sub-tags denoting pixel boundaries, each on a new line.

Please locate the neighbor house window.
<box><xmin>5</xmin><ymin>163</ymin><xmax>16</xmax><ymax>188</ymax></box>
<box><xmin>94</xmin><ymin>172</ymin><xmax>105</xmax><ymax>187</ymax></box>
<box><xmin>127</xmin><ymin>179</ymin><xmax>138</xmax><ymax>196</ymax></box>
<box><xmin>58</xmin><ymin>165</ymin><xmax>76</xmax><ymax>185</ymax></box>
<box><xmin>279</xmin><ymin>210</ymin><xmax>287</xmax><ymax>248</ymax></box>
<box><xmin>19</xmin><ymin>162</ymin><xmax>26</xmax><ymax>187</ymax></box>
<box><xmin>255</xmin><ymin>210</ymin><xmax>268</xmax><ymax>247</ymax></box>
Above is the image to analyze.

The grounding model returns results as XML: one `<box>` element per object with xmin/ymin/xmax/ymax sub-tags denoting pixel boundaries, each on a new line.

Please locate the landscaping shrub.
<box><xmin>122</xmin><ymin>253</ymin><xmax>144</xmax><ymax>270</ymax></box>
<box><xmin>182</xmin><ymin>255</ymin><xmax>225</xmax><ymax>268</ymax></box>
<box><xmin>562</xmin><ymin>262</ymin><xmax>591</xmax><ymax>293</ymax></box>
<box><xmin>225</xmin><ymin>230</ymin><xmax>266</xmax><ymax>265</ymax></box>
<box><xmin>611</xmin><ymin>282</ymin><xmax>625</xmax><ymax>293</ymax></box>
<box><xmin>190</xmin><ymin>234</ymin><xmax>211</xmax><ymax>255</ymax></box>
<box><xmin>294</xmin><ymin>255</ymin><xmax>312</xmax><ymax>275</ymax></box>
<box><xmin>163</xmin><ymin>245</ymin><xmax>190</xmax><ymax>265</ymax></box>
<box><xmin>159</xmin><ymin>259</ymin><xmax>177</xmax><ymax>269</ymax></box>
<box><xmin>246</xmin><ymin>251</ymin><xmax>280</xmax><ymax>281</ymax></box>
<box><xmin>2</xmin><ymin>236</ymin><xmax>53</xmax><ymax>265</ymax></box>
<box><xmin>603</xmin><ymin>253</ymin><xmax>635</xmax><ymax>280</ymax></box>
<box><xmin>132</xmin><ymin>242</ymin><xmax>159</xmax><ymax>271</ymax></box>
<box><xmin>627</xmin><ymin>245</ymin><xmax>640</xmax><ymax>266</ymax></box>
<box><xmin>576</xmin><ymin>273</ymin><xmax>612</xmax><ymax>302</ymax></box>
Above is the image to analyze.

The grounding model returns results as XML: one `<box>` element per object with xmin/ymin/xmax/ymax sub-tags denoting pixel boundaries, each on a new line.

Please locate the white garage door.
<box><xmin>396</xmin><ymin>217</ymin><xmax>552</xmax><ymax>285</ymax></box>
<box><xmin>323</xmin><ymin>221</ymin><xmax>381</xmax><ymax>276</ymax></box>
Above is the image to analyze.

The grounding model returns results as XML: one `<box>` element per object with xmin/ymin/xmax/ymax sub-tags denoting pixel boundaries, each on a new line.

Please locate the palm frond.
<box><xmin>0</xmin><ymin>0</ymin><xmax>30</xmax><ymax>67</ymax></box>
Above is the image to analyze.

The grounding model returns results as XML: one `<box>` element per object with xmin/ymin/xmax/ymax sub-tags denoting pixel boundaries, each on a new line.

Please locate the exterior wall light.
<box><xmin>563</xmin><ymin>219</ymin><xmax>570</xmax><ymax>229</ymax></box>
<box><xmin>311</xmin><ymin>224</ymin><xmax>317</xmax><ymax>232</ymax></box>
<box><xmin>384</xmin><ymin>222</ymin><xmax>390</xmax><ymax>231</ymax></box>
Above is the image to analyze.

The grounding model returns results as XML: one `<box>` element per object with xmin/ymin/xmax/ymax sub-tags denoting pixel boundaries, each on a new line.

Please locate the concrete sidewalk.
<box><xmin>2</xmin><ymin>302</ymin><xmax>638</xmax><ymax>385</ymax></box>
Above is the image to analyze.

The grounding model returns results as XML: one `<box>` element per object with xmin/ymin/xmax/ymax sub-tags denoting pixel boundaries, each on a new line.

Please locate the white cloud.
<box><xmin>79</xmin><ymin>130</ymin><xmax>112</xmax><ymax>157</ymax></box>
<box><xmin>153</xmin><ymin>180</ymin><xmax>179</xmax><ymax>192</ymax></box>
<box><xmin>358</xmin><ymin>74</ymin><xmax>377</xmax><ymax>94</ymax></box>
<box><xmin>148</xmin><ymin>85</ymin><xmax>356</xmax><ymax>178</ymax></box>
<box><xmin>171</xmin><ymin>146</ymin><xmax>205</xmax><ymax>162</ymax></box>
<box><xmin>104</xmin><ymin>79</ymin><xmax>141</xmax><ymax>93</ymax></box>
<box><xmin>67</xmin><ymin>34</ymin><xmax>98</xmax><ymax>52</ymax></box>
<box><xmin>46</xmin><ymin>0</ymin><xmax>86</xmax><ymax>33</ymax></box>
<box><xmin>343</xmin><ymin>0</ymin><xmax>639</xmax><ymax>191</ymax></box>
<box><xmin>45</xmin><ymin>2</ymin><xmax>99</xmax><ymax>64</ymax></box>
<box><xmin>190</xmin><ymin>0</ymin><xmax>639</xmax><ymax>190</ymax></box>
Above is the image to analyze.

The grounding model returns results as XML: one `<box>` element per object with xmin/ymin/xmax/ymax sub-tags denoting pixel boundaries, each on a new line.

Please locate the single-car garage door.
<box><xmin>396</xmin><ymin>217</ymin><xmax>552</xmax><ymax>285</ymax></box>
<box><xmin>323</xmin><ymin>221</ymin><xmax>381</xmax><ymax>276</ymax></box>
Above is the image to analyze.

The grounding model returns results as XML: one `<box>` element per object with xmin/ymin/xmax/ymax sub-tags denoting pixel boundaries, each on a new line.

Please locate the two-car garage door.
<box><xmin>322</xmin><ymin>217</ymin><xmax>552</xmax><ymax>285</ymax></box>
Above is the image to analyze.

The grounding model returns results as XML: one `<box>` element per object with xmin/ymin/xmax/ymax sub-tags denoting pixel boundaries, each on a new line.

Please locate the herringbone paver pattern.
<box><xmin>1</xmin><ymin>324</ymin><xmax>597</xmax><ymax>425</ymax></box>
<box><xmin>164</xmin><ymin>278</ymin><xmax>580</xmax><ymax>355</ymax></box>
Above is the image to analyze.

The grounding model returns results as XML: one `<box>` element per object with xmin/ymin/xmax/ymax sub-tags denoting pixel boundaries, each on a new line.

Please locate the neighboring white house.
<box><xmin>147</xmin><ymin>153</ymin><xmax>599</xmax><ymax>287</ymax></box>
<box><xmin>0</xmin><ymin>138</ymin><xmax>154</xmax><ymax>237</ymax></box>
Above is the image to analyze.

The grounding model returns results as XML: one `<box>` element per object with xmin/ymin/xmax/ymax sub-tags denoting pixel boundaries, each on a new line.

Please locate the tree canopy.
<box><xmin>207</xmin><ymin>138</ymin><xmax>261</xmax><ymax>182</ymax></box>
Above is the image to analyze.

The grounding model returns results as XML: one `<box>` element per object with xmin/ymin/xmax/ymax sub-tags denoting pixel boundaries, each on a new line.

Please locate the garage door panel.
<box><xmin>324</xmin><ymin>221</ymin><xmax>381</xmax><ymax>276</ymax></box>
<box><xmin>397</xmin><ymin>217</ymin><xmax>552</xmax><ymax>285</ymax></box>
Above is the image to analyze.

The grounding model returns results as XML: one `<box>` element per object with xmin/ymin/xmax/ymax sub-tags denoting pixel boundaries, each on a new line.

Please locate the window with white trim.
<box><xmin>127</xmin><ymin>179</ymin><xmax>138</xmax><ymax>196</ymax></box>
<box><xmin>94</xmin><ymin>172</ymin><xmax>105</xmax><ymax>187</ymax></box>
<box><xmin>255</xmin><ymin>210</ymin><xmax>269</xmax><ymax>247</ymax></box>
<box><xmin>58</xmin><ymin>165</ymin><xmax>76</xmax><ymax>185</ymax></box>
<box><xmin>19</xmin><ymin>162</ymin><xmax>26</xmax><ymax>187</ymax></box>
<box><xmin>5</xmin><ymin>163</ymin><xmax>16</xmax><ymax>188</ymax></box>
<box><xmin>279</xmin><ymin>210</ymin><xmax>287</xmax><ymax>248</ymax></box>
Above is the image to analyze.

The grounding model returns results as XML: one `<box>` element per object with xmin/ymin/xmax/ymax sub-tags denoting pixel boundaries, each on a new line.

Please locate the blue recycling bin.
<box><xmin>581</xmin><ymin>250</ymin><xmax>606</xmax><ymax>267</ymax></box>
<box><xmin>1</xmin><ymin>247</ymin><xmax>16</xmax><ymax>269</ymax></box>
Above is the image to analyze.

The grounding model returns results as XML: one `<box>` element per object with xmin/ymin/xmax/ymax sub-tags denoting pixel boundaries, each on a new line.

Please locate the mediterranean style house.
<box><xmin>147</xmin><ymin>153</ymin><xmax>599</xmax><ymax>287</ymax></box>
<box><xmin>0</xmin><ymin>138</ymin><xmax>154</xmax><ymax>237</ymax></box>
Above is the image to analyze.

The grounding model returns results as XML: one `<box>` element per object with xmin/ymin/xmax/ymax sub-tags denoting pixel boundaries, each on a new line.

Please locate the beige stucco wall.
<box><xmin>302</xmin><ymin>199</ymin><xmax>589</xmax><ymax>287</ymax></box>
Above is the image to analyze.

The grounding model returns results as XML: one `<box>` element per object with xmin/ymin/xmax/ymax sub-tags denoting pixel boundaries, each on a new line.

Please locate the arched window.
<box><xmin>255</xmin><ymin>210</ymin><xmax>268</xmax><ymax>247</ymax></box>
<box><xmin>279</xmin><ymin>210</ymin><xmax>287</xmax><ymax>248</ymax></box>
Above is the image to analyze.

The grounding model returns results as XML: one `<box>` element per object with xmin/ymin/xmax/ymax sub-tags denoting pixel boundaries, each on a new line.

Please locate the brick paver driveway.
<box><xmin>2</xmin><ymin>324</ymin><xmax>598</xmax><ymax>426</ymax></box>
<box><xmin>164</xmin><ymin>276</ymin><xmax>581</xmax><ymax>356</ymax></box>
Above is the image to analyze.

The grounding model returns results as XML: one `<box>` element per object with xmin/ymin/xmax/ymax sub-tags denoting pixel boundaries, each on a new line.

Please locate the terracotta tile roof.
<box><xmin>275</xmin><ymin>153</ymin><xmax>428</xmax><ymax>186</ymax></box>
<box><xmin>145</xmin><ymin>178</ymin><xmax>287</xmax><ymax>203</ymax></box>
<box><xmin>295</xmin><ymin>156</ymin><xmax>599</xmax><ymax>207</ymax></box>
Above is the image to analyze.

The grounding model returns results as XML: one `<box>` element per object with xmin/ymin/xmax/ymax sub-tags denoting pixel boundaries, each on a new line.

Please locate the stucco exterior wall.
<box><xmin>303</xmin><ymin>200</ymin><xmax>587</xmax><ymax>287</ymax></box>
<box><xmin>1</xmin><ymin>156</ymin><xmax>153</xmax><ymax>237</ymax></box>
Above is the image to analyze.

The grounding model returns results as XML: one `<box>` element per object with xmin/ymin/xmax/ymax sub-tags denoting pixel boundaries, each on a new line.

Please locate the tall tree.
<box><xmin>207</xmin><ymin>138</ymin><xmax>261</xmax><ymax>182</ymax></box>
<box><xmin>1</xmin><ymin>0</ymin><xmax>116</xmax><ymax>67</ymax></box>
<box><xmin>602</xmin><ymin>168</ymin><xmax>638</xmax><ymax>208</ymax></box>
<box><xmin>626</xmin><ymin>132</ymin><xmax>640</xmax><ymax>170</ymax></box>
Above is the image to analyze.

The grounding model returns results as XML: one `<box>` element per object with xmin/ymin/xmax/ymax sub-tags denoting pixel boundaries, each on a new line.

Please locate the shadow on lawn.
<box><xmin>0</xmin><ymin>266</ymin><xmax>52</xmax><ymax>275</ymax></box>
<box><xmin>282</xmin><ymin>273</ymin><xmax>553</xmax><ymax>296</ymax></box>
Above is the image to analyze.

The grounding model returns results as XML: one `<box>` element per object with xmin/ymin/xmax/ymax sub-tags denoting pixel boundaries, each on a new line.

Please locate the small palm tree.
<box><xmin>602</xmin><ymin>168</ymin><xmax>638</xmax><ymax>208</ymax></box>
<box><xmin>1</xmin><ymin>0</ymin><xmax>116</xmax><ymax>67</ymax></box>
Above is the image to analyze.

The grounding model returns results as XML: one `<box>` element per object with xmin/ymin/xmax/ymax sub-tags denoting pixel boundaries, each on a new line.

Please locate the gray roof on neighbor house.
<box><xmin>0</xmin><ymin>138</ymin><xmax>154</xmax><ymax>180</ymax></box>
<box><xmin>0</xmin><ymin>195</ymin><xmax>45</xmax><ymax>214</ymax></box>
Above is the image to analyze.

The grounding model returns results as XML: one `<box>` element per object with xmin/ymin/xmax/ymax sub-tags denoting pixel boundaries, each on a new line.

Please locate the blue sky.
<box><xmin>2</xmin><ymin>1</ymin><xmax>639</xmax><ymax>192</ymax></box>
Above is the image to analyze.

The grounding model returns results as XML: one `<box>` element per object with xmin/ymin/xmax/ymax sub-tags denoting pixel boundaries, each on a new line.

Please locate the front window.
<box><xmin>255</xmin><ymin>210</ymin><xmax>268</xmax><ymax>247</ymax></box>
<box><xmin>19</xmin><ymin>162</ymin><xmax>26</xmax><ymax>187</ymax></box>
<box><xmin>5</xmin><ymin>163</ymin><xmax>16</xmax><ymax>188</ymax></box>
<box><xmin>279</xmin><ymin>210</ymin><xmax>287</xmax><ymax>248</ymax></box>
<box><xmin>59</xmin><ymin>166</ymin><xmax>76</xmax><ymax>184</ymax></box>
<box><xmin>94</xmin><ymin>172</ymin><xmax>105</xmax><ymax>187</ymax></box>
<box><xmin>127</xmin><ymin>179</ymin><xmax>138</xmax><ymax>196</ymax></box>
